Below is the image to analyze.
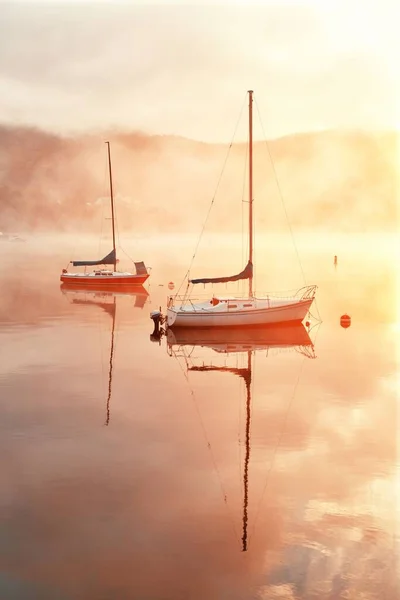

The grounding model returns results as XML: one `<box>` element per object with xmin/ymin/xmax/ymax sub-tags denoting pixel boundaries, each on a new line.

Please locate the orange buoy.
<box><xmin>168</xmin><ymin>281</ymin><xmax>175</xmax><ymax>290</ymax></box>
<box><xmin>340</xmin><ymin>314</ymin><xmax>351</xmax><ymax>328</ymax></box>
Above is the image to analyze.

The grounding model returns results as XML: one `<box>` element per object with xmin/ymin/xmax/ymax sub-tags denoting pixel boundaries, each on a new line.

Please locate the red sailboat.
<box><xmin>60</xmin><ymin>142</ymin><xmax>150</xmax><ymax>289</ymax></box>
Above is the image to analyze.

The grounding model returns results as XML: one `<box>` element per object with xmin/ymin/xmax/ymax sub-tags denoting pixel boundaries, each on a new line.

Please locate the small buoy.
<box><xmin>340</xmin><ymin>314</ymin><xmax>351</xmax><ymax>328</ymax></box>
<box><xmin>168</xmin><ymin>281</ymin><xmax>175</xmax><ymax>290</ymax></box>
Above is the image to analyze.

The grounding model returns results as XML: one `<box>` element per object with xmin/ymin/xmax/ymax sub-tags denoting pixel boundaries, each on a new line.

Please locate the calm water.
<box><xmin>0</xmin><ymin>234</ymin><xmax>399</xmax><ymax>599</ymax></box>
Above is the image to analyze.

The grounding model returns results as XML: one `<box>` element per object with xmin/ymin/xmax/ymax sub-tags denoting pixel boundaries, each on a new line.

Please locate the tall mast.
<box><xmin>106</xmin><ymin>141</ymin><xmax>117</xmax><ymax>272</ymax></box>
<box><xmin>248</xmin><ymin>90</ymin><xmax>254</xmax><ymax>298</ymax></box>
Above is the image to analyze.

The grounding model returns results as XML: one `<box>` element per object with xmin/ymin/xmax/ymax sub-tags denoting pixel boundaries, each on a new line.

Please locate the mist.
<box><xmin>1</xmin><ymin>2</ymin><xmax>398</xmax><ymax>238</ymax></box>
<box><xmin>0</xmin><ymin>125</ymin><xmax>398</xmax><ymax>236</ymax></box>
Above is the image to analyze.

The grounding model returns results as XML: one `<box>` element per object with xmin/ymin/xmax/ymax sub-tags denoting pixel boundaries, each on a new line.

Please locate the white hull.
<box><xmin>167</xmin><ymin>296</ymin><xmax>313</xmax><ymax>328</ymax></box>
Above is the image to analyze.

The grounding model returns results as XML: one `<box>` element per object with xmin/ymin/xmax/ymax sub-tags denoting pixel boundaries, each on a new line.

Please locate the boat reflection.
<box><xmin>61</xmin><ymin>285</ymin><xmax>149</xmax><ymax>313</ymax></box>
<box><xmin>166</xmin><ymin>322</ymin><xmax>315</xmax><ymax>358</ymax></box>
<box><xmin>61</xmin><ymin>287</ymin><xmax>148</xmax><ymax>425</ymax></box>
<box><xmin>163</xmin><ymin>322</ymin><xmax>316</xmax><ymax>551</ymax></box>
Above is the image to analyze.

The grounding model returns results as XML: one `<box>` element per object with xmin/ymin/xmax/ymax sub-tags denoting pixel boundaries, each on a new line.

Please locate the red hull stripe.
<box><xmin>60</xmin><ymin>274</ymin><xmax>149</xmax><ymax>286</ymax></box>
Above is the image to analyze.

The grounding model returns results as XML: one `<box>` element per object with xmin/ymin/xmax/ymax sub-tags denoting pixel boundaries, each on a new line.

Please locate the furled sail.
<box><xmin>190</xmin><ymin>261</ymin><xmax>253</xmax><ymax>285</ymax></box>
<box><xmin>72</xmin><ymin>249</ymin><xmax>116</xmax><ymax>267</ymax></box>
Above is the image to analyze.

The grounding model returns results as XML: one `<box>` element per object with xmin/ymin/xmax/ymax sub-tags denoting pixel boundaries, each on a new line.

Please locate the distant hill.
<box><xmin>0</xmin><ymin>125</ymin><xmax>397</xmax><ymax>233</ymax></box>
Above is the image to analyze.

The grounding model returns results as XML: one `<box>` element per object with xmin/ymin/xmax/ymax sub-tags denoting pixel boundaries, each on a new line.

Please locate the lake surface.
<box><xmin>0</xmin><ymin>233</ymin><xmax>398</xmax><ymax>599</ymax></box>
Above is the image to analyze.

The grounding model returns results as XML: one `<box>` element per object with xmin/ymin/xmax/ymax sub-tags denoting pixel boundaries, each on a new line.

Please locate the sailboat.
<box><xmin>166</xmin><ymin>322</ymin><xmax>316</xmax><ymax>551</ymax></box>
<box><xmin>60</xmin><ymin>141</ymin><xmax>150</xmax><ymax>288</ymax></box>
<box><xmin>166</xmin><ymin>90</ymin><xmax>316</xmax><ymax>328</ymax></box>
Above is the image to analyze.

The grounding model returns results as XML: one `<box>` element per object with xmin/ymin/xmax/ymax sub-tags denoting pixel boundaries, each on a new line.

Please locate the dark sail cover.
<box><xmin>190</xmin><ymin>261</ymin><xmax>253</xmax><ymax>285</ymax></box>
<box><xmin>134</xmin><ymin>261</ymin><xmax>148</xmax><ymax>276</ymax></box>
<box><xmin>72</xmin><ymin>249</ymin><xmax>116</xmax><ymax>267</ymax></box>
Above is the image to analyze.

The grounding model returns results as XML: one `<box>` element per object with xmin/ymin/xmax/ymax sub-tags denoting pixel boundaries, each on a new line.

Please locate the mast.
<box><xmin>106</xmin><ymin>141</ymin><xmax>117</xmax><ymax>272</ymax></box>
<box><xmin>248</xmin><ymin>90</ymin><xmax>254</xmax><ymax>298</ymax></box>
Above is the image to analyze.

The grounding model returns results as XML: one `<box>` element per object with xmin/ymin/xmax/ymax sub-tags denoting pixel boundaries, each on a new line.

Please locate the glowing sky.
<box><xmin>0</xmin><ymin>0</ymin><xmax>398</xmax><ymax>141</ymax></box>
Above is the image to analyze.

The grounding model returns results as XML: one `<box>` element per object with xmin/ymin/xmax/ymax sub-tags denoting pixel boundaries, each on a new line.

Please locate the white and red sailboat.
<box><xmin>165</xmin><ymin>90</ymin><xmax>316</xmax><ymax>328</ymax></box>
<box><xmin>60</xmin><ymin>142</ymin><xmax>149</xmax><ymax>289</ymax></box>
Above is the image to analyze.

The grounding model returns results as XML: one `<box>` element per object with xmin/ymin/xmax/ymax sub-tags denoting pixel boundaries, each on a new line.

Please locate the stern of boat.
<box><xmin>167</xmin><ymin>307</ymin><xmax>178</xmax><ymax>327</ymax></box>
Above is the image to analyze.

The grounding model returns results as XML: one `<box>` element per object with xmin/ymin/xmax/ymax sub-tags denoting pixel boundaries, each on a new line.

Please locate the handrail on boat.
<box><xmin>297</xmin><ymin>285</ymin><xmax>317</xmax><ymax>300</ymax></box>
<box><xmin>168</xmin><ymin>285</ymin><xmax>317</xmax><ymax>308</ymax></box>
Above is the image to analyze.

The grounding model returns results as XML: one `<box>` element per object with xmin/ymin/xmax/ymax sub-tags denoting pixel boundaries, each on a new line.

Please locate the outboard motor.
<box><xmin>150</xmin><ymin>308</ymin><xmax>166</xmax><ymax>342</ymax></box>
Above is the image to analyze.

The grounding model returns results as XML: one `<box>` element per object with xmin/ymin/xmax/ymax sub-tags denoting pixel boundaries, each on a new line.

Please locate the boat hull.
<box><xmin>167</xmin><ymin>298</ymin><xmax>313</xmax><ymax>328</ymax></box>
<box><xmin>60</xmin><ymin>273</ymin><xmax>149</xmax><ymax>288</ymax></box>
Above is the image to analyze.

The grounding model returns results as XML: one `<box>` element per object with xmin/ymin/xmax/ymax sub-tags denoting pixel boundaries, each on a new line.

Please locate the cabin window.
<box><xmin>243</xmin><ymin>304</ymin><xmax>252</xmax><ymax>307</ymax></box>
<box><xmin>228</xmin><ymin>304</ymin><xmax>238</xmax><ymax>309</ymax></box>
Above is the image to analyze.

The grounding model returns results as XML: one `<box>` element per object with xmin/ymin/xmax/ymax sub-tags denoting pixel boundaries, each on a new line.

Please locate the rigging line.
<box><xmin>309</xmin><ymin>318</ymin><xmax>322</xmax><ymax>350</ymax></box>
<box><xmin>99</xmin><ymin>188</ymin><xmax>105</xmax><ymax>256</ymax></box>
<box><xmin>172</xmin><ymin>348</ymin><xmax>241</xmax><ymax>545</ymax></box>
<box><xmin>174</xmin><ymin>92</ymin><xmax>248</xmax><ymax>297</ymax></box>
<box><xmin>117</xmin><ymin>244</ymin><xmax>136</xmax><ymax>266</ymax></box>
<box><xmin>241</xmin><ymin>132</ymin><xmax>248</xmax><ymax>271</ymax></box>
<box><xmin>98</xmin><ymin>147</ymin><xmax>109</xmax><ymax>256</ymax></box>
<box><xmin>115</xmin><ymin>199</ymin><xmax>120</xmax><ymax>247</ymax></box>
<box><xmin>309</xmin><ymin>295</ymin><xmax>323</xmax><ymax>324</ymax></box>
<box><xmin>254</xmin><ymin>98</ymin><xmax>307</xmax><ymax>286</ymax></box>
<box><xmin>68</xmin><ymin>147</ymin><xmax>105</xmax><ymax>263</ymax></box>
<box><xmin>113</xmin><ymin>184</ymin><xmax>121</xmax><ymax>249</ymax></box>
<box><xmin>108</xmin><ymin>150</ymin><xmax>122</xmax><ymax>252</ymax></box>
<box><xmin>247</xmin><ymin>352</ymin><xmax>307</xmax><ymax>548</ymax></box>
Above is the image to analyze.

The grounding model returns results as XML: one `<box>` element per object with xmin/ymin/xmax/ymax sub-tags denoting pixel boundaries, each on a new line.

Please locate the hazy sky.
<box><xmin>0</xmin><ymin>0</ymin><xmax>398</xmax><ymax>141</ymax></box>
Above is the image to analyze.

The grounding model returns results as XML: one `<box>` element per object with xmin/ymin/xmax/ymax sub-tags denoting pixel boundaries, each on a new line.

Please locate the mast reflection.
<box><xmin>163</xmin><ymin>322</ymin><xmax>316</xmax><ymax>551</ymax></box>
<box><xmin>61</xmin><ymin>286</ymin><xmax>149</xmax><ymax>424</ymax></box>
